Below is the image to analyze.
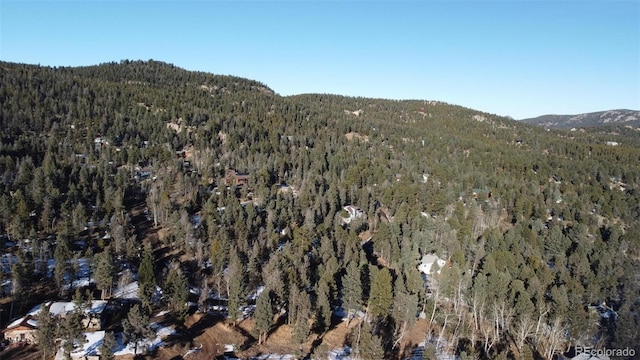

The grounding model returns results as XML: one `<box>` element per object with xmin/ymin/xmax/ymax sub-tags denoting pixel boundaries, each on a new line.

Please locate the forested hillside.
<box><xmin>1</xmin><ymin>60</ymin><xmax>638</xmax><ymax>359</ymax></box>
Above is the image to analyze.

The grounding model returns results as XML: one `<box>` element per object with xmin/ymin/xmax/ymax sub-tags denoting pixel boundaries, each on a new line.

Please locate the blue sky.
<box><xmin>1</xmin><ymin>1</ymin><xmax>638</xmax><ymax>119</ymax></box>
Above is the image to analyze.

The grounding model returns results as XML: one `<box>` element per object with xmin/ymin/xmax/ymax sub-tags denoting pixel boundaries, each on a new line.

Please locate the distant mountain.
<box><xmin>521</xmin><ymin>109</ymin><xmax>640</xmax><ymax>128</ymax></box>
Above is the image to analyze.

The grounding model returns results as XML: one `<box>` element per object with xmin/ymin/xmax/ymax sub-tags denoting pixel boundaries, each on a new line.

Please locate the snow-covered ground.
<box><xmin>112</xmin><ymin>322</ymin><xmax>176</xmax><ymax>356</ymax></box>
<box><xmin>114</xmin><ymin>324</ymin><xmax>175</xmax><ymax>356</ymax></box>
<box><xmin>0</xmin><ymin>253</ymin><xmax>16</xmax><ymax>274</ymax></box>
<box><xmin>240</xmin><ymin>305</ymin><xmax>256</xmax><ymax>319</ymax></box>
<box><xmin>45</xmin><ymin>257</ymin><xmax>96</xmax><ymax>291</ymax></box>
<box><xmin>238</xmin><ymin>347</ymin><xmax>353</xmax><ymax>360</ymax></box>
<box><xmin>113</xmin><ymin>280</ymin><xmax>162</xmax><ymax>301</ymax></box>
<box><xmin>54</xmin><ymin>331</ymin><xmax>105</xmax><ymax>360</ymax></box>
<box><xmin>246</xmin><ymin>285</ymin><xmax>265</xmax><ymax>301</ymax></box>
<box><xmin>113</xmin><ymin>281</ymin><xmax>139</xmax><ymax>299</ymax></box>
<box><xmin>184</xmin><ymin>344</ymin><xmax>203</xmax><ymax>357</ymax></box>
<box><xmin>50</xmin><ymin>314</ymin><xmax>176</xmax><ymax>359</ymax></box>
<box><xmin>326</xmin><ymin>346</ymin><xmax>352</xmax><ymax>360</ymax></box>
<box><xmin>151</xmin><ymin>322</ymin><xmax>176</xmax><ymax>338</ymax></box>
<box><xmin>334</xmin><ymin>306</ymin><xmax>366</xmax><ymax>322</ymax></box>
<box><xmin>251</xmin><ymin>354</ymin><xmax>297</xmax><ymax>360</ymax></box>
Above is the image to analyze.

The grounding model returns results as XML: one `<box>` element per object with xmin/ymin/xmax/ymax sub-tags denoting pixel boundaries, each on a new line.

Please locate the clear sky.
<box><xmin>1</xmin><ymin>1</ymin><xmax>638</xmax><ymax>119</ymax></box>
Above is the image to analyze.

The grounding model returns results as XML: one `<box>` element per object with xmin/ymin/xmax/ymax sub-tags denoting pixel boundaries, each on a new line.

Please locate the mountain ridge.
<box><xmin>521</xmin><ymin>109</ymin><xmax>640</xmax><ymax>128</ymax></box>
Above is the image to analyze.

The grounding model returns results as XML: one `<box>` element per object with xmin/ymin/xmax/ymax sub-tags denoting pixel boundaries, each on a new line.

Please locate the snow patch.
<box><xmin>327</xmin><ymin>346</ymin><xmax>352</xmax><ymax>360</ymax></box>
<box><xmin>113</xmin><ymin>322</ymin><xmax>175</xmax><ymax>356</ymax></box>
<box><xmin>113</xmin><ymin>281</ymin><xmax>139</xmax><ymax>299</ymax></box>
<box><xmin>55</xmin><ymin>331</ymin><xmax>105</xmax><ymax>360</ymax></box>
<box><xmin>252</xmin><ymin>354</ymin><xmax>297</xmax><ymax>360</ymax></box>
<box><xmin>184</xmin><ymin>344</ymin><xmax>202</xmax><ymax>357</ymax></box>
<box><xmin>246</xmin><ymin>285</ymin><xmax>265</xmax><ymax>301</ymax></box>
<box><xmin>151</xmin><ymin>322</ymin><xmax>176</xmax><ymax>339</ymax></box>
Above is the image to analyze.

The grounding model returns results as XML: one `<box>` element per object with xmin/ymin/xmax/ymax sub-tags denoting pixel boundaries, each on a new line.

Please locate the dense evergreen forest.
<box><xmin>0</xmin><ymin>60</ymin><xmax>638</xmax><ymax>359</ymax></box>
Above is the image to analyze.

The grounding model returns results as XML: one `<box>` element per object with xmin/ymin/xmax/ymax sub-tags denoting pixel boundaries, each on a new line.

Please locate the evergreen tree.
<box><xmin>61</xmin><ymin>308</ymin><xmax>86</xmax><ymax>360</ymax></box>
<box><xmin>356</xmin><ymin>322</ymin><xmax>385</xmax><ymax>360</ymax></box>
<box><xmin>137</xmin><ymin>247</ymin><xmax>156</xmax><ymax>314</ymax></box>
<box><xmin>99</xmin><ymin>331</ymin><xmax>116</xmax><ymax>360</ymax></box>
<box><xmin>36</xmin><ymin>304</ymin><xmax>57</xmax><ymax>360</ymax></box>
<box><xmin>94</xmin><ymin>248</ymin><xmax>115</xmax><ymax>299</ymax></box>
<box><xmin>226</xmin><ymin>250</ymin><xmax>245</xmax><ymax>326</ymax></box>
<box><xmin>54</xmin><ymin>238</ymin><xmax>71</xmax><ymax>295</ymax></box>
<box><xmin>10</xmin><ymin>250</ymin><xmax>30</xmax><ymax>313</ymax></box>
<box><xmin>253</xmin><ymin>290</ymin><xmax>274</xmax><ymax>345</ymax></box>
<box><xmin>369</xmin><ymin>266</ymin><xmax>393</xmax><ymax>321</ymax></box>
<box><xmin>341</xmin><ymin>260</ymin><xmax>363</xmax><ymax>325</ymax></box>
<box><xmin>122</xmin><ymin>304</ymin><xmax>153</xmax><ymax>355</ymax></box>
<box><xmin>316</xmin><ymin>277</ymin><xmax>333</xmax><ymax>332</ymax></box>
<box><xmin>392</xmin><ymin>276</ymin><xmax>418</xmax><ymax>348</ymax></box>
<box><xmin>164</xmin><ymin>263</ymin><xmax>189</xmax><ymax>324</ymax></box>
<box><xmin>290</xmin><ymin>287</ymin><xmax>312</xmax><ymax>345</ymax></box>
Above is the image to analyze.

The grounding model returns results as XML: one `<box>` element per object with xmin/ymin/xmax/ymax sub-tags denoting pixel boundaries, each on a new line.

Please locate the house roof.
<box><xmin>50</xmin><ymin>300</ymin><xmax>108</xmax><ymax>316</ymax></box>
<box><xmin>4</xmin><ymin>315</ymin><xmax>38</xmax><ymax>331</ymax></box>
<box><xmin>226</xmin><ymin>169</ymin><xmax>249</xmax><ymax>178</ymax></box>
<box><xmin>421</xmin><ymin>254</ymin><xmax>443</xmax><ymax>265</ymax></box>
<box><xmin>418</xmin><ymin>254</ymin><xmax>447</xmax><ymax>275</ymax></box>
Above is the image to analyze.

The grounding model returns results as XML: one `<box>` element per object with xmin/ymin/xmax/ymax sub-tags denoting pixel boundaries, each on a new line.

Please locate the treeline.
<box><xmin>0</xmin><ymin>60</ymin><xmax>638</xmax><ymax>359</ymax></box>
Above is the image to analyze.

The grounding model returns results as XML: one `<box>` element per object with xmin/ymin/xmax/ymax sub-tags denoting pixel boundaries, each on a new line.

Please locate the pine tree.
<box><xmin>611</xmin><ymin>302</ymin><xmax>640</xmax><ymax>349</ymax></box>
<box><xmin>94</xmin><ymin>248</ymin><xmax>115</xmax><ymax>299</ymax></box>
<box><xmin>164</xmin><ymin>263</ymin><xmax>189</xmax><ymax>324</ymax></box>
<box><xmin>253</xmin><ymin>290</ymin><xmax>273</xmax><ymax>345</ymax></box>
<box><xmin>99</xmin><ymin>331</ymin><xmax>116</xmax><ymax>360</ymax></box>
<box><xmin>341</xmin><ymin>260</ymin><xmax>362</xmax><ymax>326</ymax></box>
<box><xmin>122</xmin><ymin>304</ymin><xmax>153</xmax><ymax>355</ymax></box>
<box><xmin>36</xmin><ymin>304</ymin><xmax>57</xmax><ymax>360</ymax></box>
<box><xmin>226</xmin><ymin>250</ymin><xmax>245</xmax><ymax>326</ymax></box>
<box><xmin>316</xmin><ymin>278</ymin><xmax>333</xmax><ymax>332</ymax></box>
<box><xmin>54</xmin><ymin>238</ymin><xmax>71</xmax><ymax>295</ymax></box>
<box><xmin>369</xmin><ymin>266</ymin><xmax>393</xmax><ymax>321</ymax></box>
<box><xmin>10</xmin><ymin>250</ymin><xmax>30</xmax><ymax>315</ymax></box>
<box><xmin>392</xmin><ymin>276</ymin><xmax>418</xmax><ymax>349</ymax></box>
<box><xmin>290</xmin><ymin>287</ymin><xmax>312</xmax><ymax>345</ymax></box>
<box><xmin>137</xmin><ymin>247</ymin><xmax>156</xmax><ymax>314</ymax></box>
<box><xmin>356</xmin><ymin>322</ymin><xmax>385</xmax><ymax>360</ymax></box>
<box><xmin>61</xmin><ymin>308</ymin><xmax>86</xmax><ymax>360</ymax></box>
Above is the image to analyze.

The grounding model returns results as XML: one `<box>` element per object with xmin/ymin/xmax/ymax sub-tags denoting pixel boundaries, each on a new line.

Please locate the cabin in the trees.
<box><xmin>3</xmin><ymin>315</ymin><xmax>38</xmax><ymax>344</ymax></box>
<box><xmin>222</xmin><ymin>169</ymin><xmax>250</xmax><ymax>187</ymax></box>
<box><xmin>134</xmin><ymin>167</ymin><xmax>153</xmax><ymax>181</ymax></box>
<box><xmin>341</xmin><ymin>205</ymin><xmax>365</xmax><ymax>225</ymax></box>
<box><xmin>48</xmin><ymin>300</ymin><xmax>108</xmax><ymax>330</ymax></box>
<box><xmin>2</xmin><ymin>300</ymin><xmax>108</xmax><ymax>345</ymax></box>
<box><xmin>418</xmin><ymin>254</ymin><xmax>447</xmax><ymax>276</ymax></box>
<box><xmin>3</xmin><ymin>303</ymin><xmax>45</xmax><ymax>343</ymax></box>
